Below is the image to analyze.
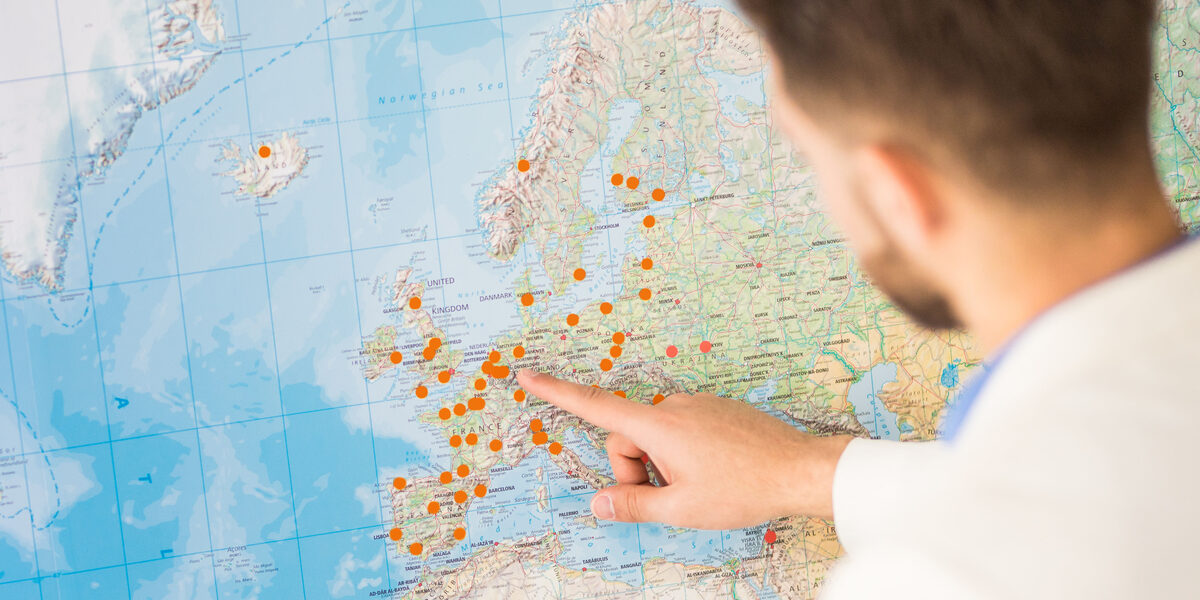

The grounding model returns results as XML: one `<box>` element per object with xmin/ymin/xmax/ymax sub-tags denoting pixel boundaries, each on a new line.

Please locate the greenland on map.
<box><xmin>0</xmin><ymin>0</ymin><xmax>1197</xmax><ymax>598</ymax></box>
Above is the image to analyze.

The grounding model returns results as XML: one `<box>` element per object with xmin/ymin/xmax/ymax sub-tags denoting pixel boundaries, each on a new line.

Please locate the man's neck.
<box><xmin>950</xmin><ymin>190</ymin><xmax>1184</xmax><ymax>355</ymax></box>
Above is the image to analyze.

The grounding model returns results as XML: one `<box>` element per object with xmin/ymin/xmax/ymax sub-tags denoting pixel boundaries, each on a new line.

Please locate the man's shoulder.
<box><xmin>925</xmin><ymin>238</ymin><xmax>1200</xmax><ymax>597</ymax></box>
<box><xmin>959</xmin><ymin>236</ymin><xmax>1199</xmax><ymax>491</ymax></box>
<box><xmin>972</xmin><ymin>236</ymin><xmax>1200</xmax><ymax>429</ymax></box>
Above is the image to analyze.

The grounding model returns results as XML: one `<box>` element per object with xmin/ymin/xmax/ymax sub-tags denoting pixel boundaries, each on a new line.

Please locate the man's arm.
<box><xmin>516</xmin><ymin>369</ymin><xmax>853</xmax><ymax>529</ymax></box>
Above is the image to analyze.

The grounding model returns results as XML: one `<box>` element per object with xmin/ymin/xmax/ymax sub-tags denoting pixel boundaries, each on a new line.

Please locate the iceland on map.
<box><xmin>0</xmin><ymin>0</ymin><xmax>1197</xmax><ymax>598</ymax></box>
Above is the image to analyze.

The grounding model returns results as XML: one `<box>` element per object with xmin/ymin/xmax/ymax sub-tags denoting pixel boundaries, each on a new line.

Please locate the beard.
<box><xmin>859</xmin><ymin>243</ymin><xmax>963</xmax><ymax>330</ymax></box>
<box><xmin>850</xmin><ymin>184</ymin><xmax>964</xmax><ymax>331</ymax></box>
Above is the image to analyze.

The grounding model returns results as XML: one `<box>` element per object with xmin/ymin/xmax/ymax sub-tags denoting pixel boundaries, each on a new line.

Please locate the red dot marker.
<box><xmin>665</xmin><ymin>345</ymin><xmax>678</xmax><ymax>358</ymax></box>
<box><xmin>764</xmin><ymin>529</ymin><xmax>777</xmax><ymax>544</ymax></box>
<box><xmin>699</xmin><ymin>340</ymin><xmax>712</xmax><ymax>353</ymax></box>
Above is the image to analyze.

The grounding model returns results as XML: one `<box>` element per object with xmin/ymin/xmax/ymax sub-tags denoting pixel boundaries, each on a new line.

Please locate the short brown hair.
<box><xmin>738</xmin><ymin>0</ymin><xmax>1157</xmax><ymax>198</ymax></box>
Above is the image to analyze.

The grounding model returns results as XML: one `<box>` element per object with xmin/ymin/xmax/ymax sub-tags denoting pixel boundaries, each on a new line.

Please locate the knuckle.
<box><xmin>621</xmin><ymin>490</ymin><xmax>644</xmax><ymax>522</ymax></box>
<box><xmin>581</xmin><ymin>385</ymin><xmax>609</xmax><ymax>403</ymax></box>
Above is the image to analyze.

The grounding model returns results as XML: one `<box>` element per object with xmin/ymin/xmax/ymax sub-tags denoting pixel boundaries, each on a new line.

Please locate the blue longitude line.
<box><xmin>230</xmin><ymin>0</ymin><xmax>308</xmax><ymax>596</ymax></box>
<box><xmin>0</xmin><ymin>259</ymin><xmax>44</xmax><ymax>594</ymax></box>
<box><xmin>319</xmin><ymin>0</ymin><xmax>395</xmax><ymax>589</ymax></box>
<box><xmin>49</xmin><ymin>0</ymin><xmax>130</xmax><ymax>596</ymax></box>
<box><xmin>141</xmin><ymin>1</ymin><xmax>224</xmax><ymax>595</ymax></box>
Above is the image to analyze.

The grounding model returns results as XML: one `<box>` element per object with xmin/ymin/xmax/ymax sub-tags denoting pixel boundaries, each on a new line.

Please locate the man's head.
<box><xmin>738</xmin><ymin>0</ymin><xmax>1159</xmax><ymax>330</ymax></box>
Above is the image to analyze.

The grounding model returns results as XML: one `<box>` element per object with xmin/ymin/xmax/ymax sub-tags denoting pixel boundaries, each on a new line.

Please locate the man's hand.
<box><xmin>516</xmin><ymin>369</ymin><xmax>852</xmax><ymax>529</ymax></box>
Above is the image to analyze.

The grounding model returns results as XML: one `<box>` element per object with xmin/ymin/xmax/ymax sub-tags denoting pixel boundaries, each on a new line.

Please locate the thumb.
<box><xmin>591</xmin><ymin>484</ymin><xmax>676</xmax><ymax>524</ymax></box>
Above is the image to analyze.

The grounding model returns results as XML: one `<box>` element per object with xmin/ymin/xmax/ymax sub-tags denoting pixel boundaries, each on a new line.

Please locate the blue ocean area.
<box><xmin>699</xmin><ymin>65</ymin><xmax>766</xmax><ymax>125</ymax></box>
<box><xmin>850</xmin><ymin>362</ymin><xmax>903</xmax><ymax>440</ymax></box>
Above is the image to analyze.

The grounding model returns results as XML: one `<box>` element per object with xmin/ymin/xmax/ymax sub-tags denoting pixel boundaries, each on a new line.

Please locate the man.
<box><xmin>518</xmin><ymin>1</ymin><xmax>1198</xmax><ymax>597</ymax></box>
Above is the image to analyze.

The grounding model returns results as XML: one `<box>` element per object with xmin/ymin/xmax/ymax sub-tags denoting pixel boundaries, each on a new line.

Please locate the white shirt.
<box><xmin>822</xmin><ymin>237</ymin><xmax>1200</xmax><ymax>599</ymax></box>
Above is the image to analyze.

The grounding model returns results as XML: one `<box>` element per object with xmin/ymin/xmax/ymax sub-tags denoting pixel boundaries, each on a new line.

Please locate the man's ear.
<box><xmin>855</xmin><ymin>144</ymin><xmax>945</xmax><ymax>251</ymax></box>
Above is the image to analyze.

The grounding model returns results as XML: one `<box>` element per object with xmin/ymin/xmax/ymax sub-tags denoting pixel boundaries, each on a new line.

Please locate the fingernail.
<box><xmin>517</xmin><ymin>368</ymin><xmax>539</xmax><ymax>380</ymax></box>
<box><xmin>591</xmin><ymin>494</ymin><xmax>615</xmax><ymax>520</ymax></box>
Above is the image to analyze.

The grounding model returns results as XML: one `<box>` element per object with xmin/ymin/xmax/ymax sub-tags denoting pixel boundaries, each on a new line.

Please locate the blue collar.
<box><xmin>938</xmin><ymin>231</ymin><xmax>1197</xmax><ymax>442</ymax></box>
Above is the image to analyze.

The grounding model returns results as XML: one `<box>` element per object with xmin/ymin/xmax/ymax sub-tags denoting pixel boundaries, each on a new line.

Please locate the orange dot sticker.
<box><xmin>643</xmin><ymin>215</ymin><xmax>656</xmax><ymax>228</ymax></box>
<box><xmin>481</xmin><ymin>362</ymin><xmax>494</xmax><ymax>376</ymax></box>
<box><xmin>468</xmin><ymin>396</ymin><xmax>485</xmax><ymax>411</ymax></box>
<box><xmin>465</xmin><ymin>433</ymin><xmax>478</xmax><ymax>445</ymax></box>
<box><xmin>416</xmin><ymin>386</ymin><xmax>429</xmax><ymax>399</ymax></box>
<box><xmin>573</xmin><ymin>268</ymin><xmax>586</xmax><ymax>281</ymax></box>
<box><xmin>457</xmin><ymin>464</ymin><xmax>470</xmax><ymax>477</ymax></box>
<box><xmin>428</xmin><ymin>501</ymin><xmax>441</xmax><ymax>514</ymax></box>
<box><xmin>449</xmin><ymin>434</ymin><xmax>462</xmax><ymax>447</ymax></box>
<box><xmin>488</xmin><ymin>350</ymin><xmax>501</xmax><ymax>363</ymax></box>
<box><xmin>453</xmin><ymin>403</ymin><xmax>467</xmax><ymax>416</ymax></box>
<box><xmin>520</xmin><ymin>293</ymin><xmax>534</xmax><ymax>306</ymax></box>
<box><xmin>489</xmin><ymin>438</ymin><xmax>503</xmax><ymax>451</ymax></box>
<box><xmin>599</xmin><ymin>358</ymin><xmax>613</xmax><ymax>371</ymax></box>
<box><xmin>393</xmin><ymin>477</ymin><xmax>407</xmax><ymax>490</ymax></box>
<box><xmin>532</xmin><ymin>431</ymin><xmax>548</xmax><ymax>445</ymax></box>
<box><xmin>514</xmin><ymin>389</ymin><xmax>526</xmax><ymax>402</ymax></box>
<box><xmin>517</xmin><ymin>158</ymin><xmax>530</xmax><ymax>172</ymax></box>
<box><xmin>439</xmin><ymin>471</ymin><xmax>452</xmax><ymax>484</ymax></box>
<box><xmin>474</xmin><ymin>378</ymin><xmax>486</xmax><ymax>391</ymax></box>
<box><xmin>612</xmin><ymin>332</ymin><xmax>626</xmax><ymax>345</ymax></box>
<box><xmin>513</xmin><ymin>345</ymin><xmax>525</xmax><ymax>358</ymax></box>
<box><xmin>611</xmin><ymin>173</ymin><xmax>624</xmax><ymax>186</ymax></box>
<box><xmin>626</xmin><ymin>176</ymin><xmax>640</xmax><ymax>190</ymax></box>
<box><xmin>599</xmin><ymin>302</ymin><xmax>613</xmax><ymax>315</ymax></box>
<box><xmin>566</xmin><ymin>313</ymin><xmax>580</xmax><ymax>327</ymax></box>
<box><xmin>652</xmin><ymin>393</ymin><xmax>665</xmax><ymax>405</ymax></box>
<box><xmin>492</xmin><ymin>365</ymin><xmax>511</xmax><ymax>378</ymax></box>
<box><xmin>429</xmin><ymin>337</ymin><xmax>442</xmax><ymax>349</ymax></box>
<box><xmin>529</xmin><ymin>418</ymin><xmax>543</xmax><ymax>432</ymax></box>
<box><xmin>613</xmin><ymin>390</ymin><xmax>627</xmax><ymax>398</ymax></box>
<box><xmin>409</xmin><ymin>542</ymin><xmax>423</xmax><ymax>555</ymax></box>
<box><xmin>438</xmin><ymin>407</ymin><xmax>451</xmax><ymax>420</ymax></box>
<box><xmin>258</xmin><ymin>145</ymin><xmax>271</xmax><ymax>158</ymax></box>
<box><xmin>453</xmin><ymin>527</ymin><xmax>466</xmax><ymax>540</ymax></box>
<box><xmin>454</xmin><ymin>490</ymin><xmax>468</xmax><ymax>504</ymax></box>
<box><xmin>639</xmin><ymin>288</ymin><xmax>652</xmax><ymax>301</ymax></box>
<box><xmin>389</xmin><ymin>351</ymin><xmax>403</xmax><ymax>364</ymax></box>
<box><xmin>437</xmin><ymin>370</ymin><xmax>451</xmax><ymax>384</ymax></box>
<box><xmin>610</xmin><ymin>345</ymin><xmax>622</xmax><ymax>358</ymax></box>
<box><xmin>409</xmin><ymin>297</ymin><xmax>421</xmax><ymax>310</ymax></box>
<box><xmin>474</xmin><ymin>484</ymin><xmax>488</xmax><ymax>498</ymax></box>
<box><xmin>641</xmin><ymin>257</ymin><xmax>653</xmax><ymax>270</ymax></box>
<box><xmin>700</xmin><ymin>340</ymin><xmax>713</xmax><ymax>353</ymax></box>
<box><xmin>422</xmin><ymin>347</ymin><xmax>436</xmax><ymax>361</ymax></box>
<box><xmin>389</xmin><ymin>527</ymin><xmax>403</xmax><ymax>541</ymax></box>
<box><xmin>652</xmin><ymin>188</ymin><xmax>665</xmax><ymax>201</ymax></box>
<box><xmin>548</xmin><ymin>441</ymin><xmax>562</xmax><ymax>455</ymax></box>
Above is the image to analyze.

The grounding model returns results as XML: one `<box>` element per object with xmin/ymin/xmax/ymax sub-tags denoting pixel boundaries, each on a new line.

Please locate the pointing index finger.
<box><xmin>517</xmin><ymin>369</ymin><xmax>658</xmax><ymax>438</ymax></box>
